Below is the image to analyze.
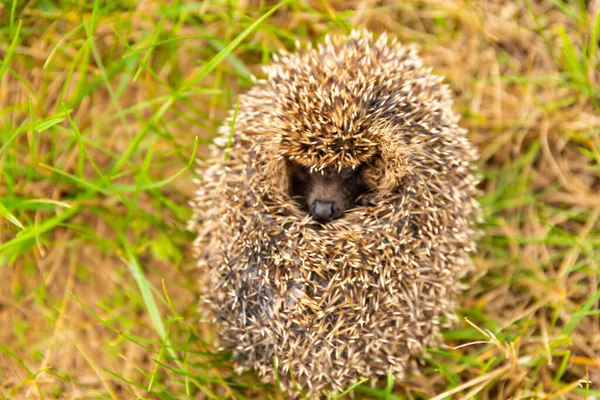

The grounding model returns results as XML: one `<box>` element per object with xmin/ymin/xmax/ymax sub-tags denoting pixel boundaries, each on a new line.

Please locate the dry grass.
<box><xmin>0</xmin><ymin>0</ymin><xmax>598</xmax><ymax>399</ymax></box>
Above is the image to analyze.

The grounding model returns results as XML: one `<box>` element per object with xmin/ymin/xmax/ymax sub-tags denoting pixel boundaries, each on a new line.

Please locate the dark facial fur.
<box><xmin>287</xmin><ymin>160</ymin><xmax>370</xmax><ymax>223</ymax></box>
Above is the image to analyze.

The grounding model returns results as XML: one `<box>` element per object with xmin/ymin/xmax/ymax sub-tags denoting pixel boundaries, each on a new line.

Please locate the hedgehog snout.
<box><xmin>305</xmin><ymin>173</ymin><xmax>349</xmax><ymax>223</ymax></box>
<box><xmin>310</xmin><ymin>200</ymin><xmax>341</xmax><ymax>223</ymax></box>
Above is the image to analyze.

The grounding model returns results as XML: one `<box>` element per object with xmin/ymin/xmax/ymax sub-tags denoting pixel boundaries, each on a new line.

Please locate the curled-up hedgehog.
<box><xmin>188</xmin><ymin>30</ymin><xmax>480</xmax><ymax>397</ymax></box>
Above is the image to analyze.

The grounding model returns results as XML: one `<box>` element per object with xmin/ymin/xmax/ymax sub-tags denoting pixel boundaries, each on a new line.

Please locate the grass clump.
<box><xmin>0</xmin><ymin>0</ymin><xmax>598</xmax><ymax>399</ymax></box>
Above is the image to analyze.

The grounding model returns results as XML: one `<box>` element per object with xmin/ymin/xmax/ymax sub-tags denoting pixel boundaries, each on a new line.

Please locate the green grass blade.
<box><xmin>557</xmin><ymin>26</ymin><xmax>585</xmax><ymax>83</ymax></box>
<box><xmin>383</xmin><ymin>365</ymin><xmax>395</xmax><ymax>399</ymax></box>
<box><xmin>69</xmin><ymin>336</ymin><xmax>118</xmax><ymax>400</ymax></box>
<box><xmin>562</xmin><ymin>289</ymin><xmax>600</xmax><ymax>334</ymax></box>
<box><xmin>0</xmin><ymin>205</ymin><xmax>80</xmax><ymax>254</ymax></box>
<box><xmin>0</xmin><ymin>120</ymin><xmax>27</xmax><ymax>157</ymax></box>
<box><xmin>0</xmin><ymin>201</ymin><xmax>23</xmax><ymax>229</ymax></box>
<box><xmin>139</xmin><ymin>137</ymin><xmax>199</xmax><ymax>190</ymax></box>
<box><xmin>332</xmin><ymin>378</ymin><xmax>370</xmax><ymax>399</ymax></box>
<box><xmin>0</xmin><ymin>19</ymin><xmax>21</xmax><ymax>83</ymax></box>
<box><xmin>180</xmin><ymin>0</ymin><xmax>291</xmax><ymax>92</ymax></box>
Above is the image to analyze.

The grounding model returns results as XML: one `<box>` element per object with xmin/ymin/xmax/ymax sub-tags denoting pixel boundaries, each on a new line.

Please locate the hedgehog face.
<box><xmin>286</xmin><ymin>160</ymin><xmax>369</xmax><ymax>223</ymax></box>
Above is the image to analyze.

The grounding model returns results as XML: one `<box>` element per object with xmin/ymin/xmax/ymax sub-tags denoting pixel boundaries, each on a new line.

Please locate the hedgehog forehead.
<box><xmin>268</xmin><ymin>65</ymin><xmax>385</xmax><ymax>169</ymax></box>
<box><xmin>272</xmin><ymin>92</ymin><xmax>376</xmax><ymax>168</ymax></box>
<box><xmin>264</xmin><ymin>34</ymin><xmax>419</xmax><ymax>170</ymax></box>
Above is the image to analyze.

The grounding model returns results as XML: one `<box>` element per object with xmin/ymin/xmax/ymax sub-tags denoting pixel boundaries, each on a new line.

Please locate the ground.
<box><xmin>0</xmin><ymin>0</ymin><xmax>599</xmax><ymax>399</ymax></box>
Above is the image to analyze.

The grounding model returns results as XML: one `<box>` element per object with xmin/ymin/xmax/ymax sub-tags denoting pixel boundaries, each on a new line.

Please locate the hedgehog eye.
<box><xmin>286</xmin><ymin>160</ymin><xmax>311</xmax><ymax>183</ymax></box>
<box><xmin>340</xmin><ymin>165</ymin><xmax>364</xmax><ymax>180</ymax></box>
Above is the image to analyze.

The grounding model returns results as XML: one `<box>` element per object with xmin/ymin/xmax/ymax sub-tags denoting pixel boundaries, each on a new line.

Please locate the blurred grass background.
<box><xmin>0</xmin><ymin>0</ymin><xmax>599</xmax><ymax>398</ymax></box>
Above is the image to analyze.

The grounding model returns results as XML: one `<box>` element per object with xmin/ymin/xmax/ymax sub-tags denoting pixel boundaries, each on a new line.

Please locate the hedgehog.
<box><xmin>188</xmin><ymin>30</ymin><xmax>480</xmax><ymax>398</ymax></box>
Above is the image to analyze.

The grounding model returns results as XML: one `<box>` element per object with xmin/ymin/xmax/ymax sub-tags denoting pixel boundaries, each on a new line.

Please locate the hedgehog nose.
<box><xmin>310</xmin><ymin>200</ymin><xmax>339</xmax><ymax>223</ymax></box>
